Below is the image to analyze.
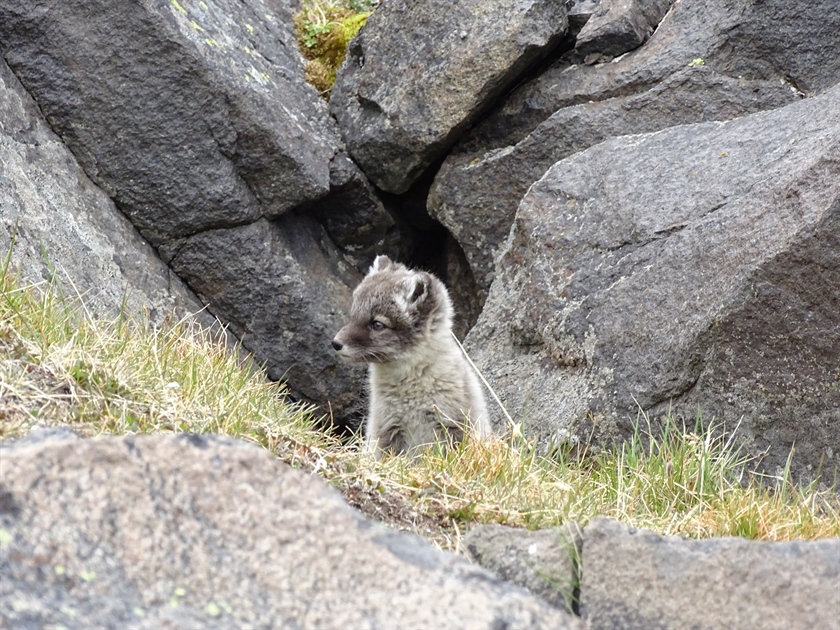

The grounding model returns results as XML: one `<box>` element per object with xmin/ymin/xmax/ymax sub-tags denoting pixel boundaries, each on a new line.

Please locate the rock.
<box><xmin>307</xmin><ymin>151</ymin><xmax>402</xmax><ymax>272</ymax></box>
<box><xmin>466</xmin><ymin>84</ymin><xmax>840</xmax><ymax>478</ymax></box>
<box><xmin>443</xmin><ymin>234</ymin><xmax>485</xmax><ymax>338</ymax></box>
<box><xmin>429</xmin><ymin>65</ymin><xmax>796</xmax><ymax>293</ymax></box>
<box><xmin>466</xmin><ymin>517</ymin><xmax>840</xmax><ymax>627</ymax></box>
<box><xmin>429</xmin><ymin>0</ymin><xmax>839</xmax><ymax>294</ymax></box>
<box><xmin>0</xmin><ymin>0</ymin><xmax>333</xmax><ymax>245</ymax></box>
<box><xmin>478</xmin><ymin>0</ymin><xmax>840</xmax><ymax>149</ymax></box>
<box><xmin>464</xmin><ymin>523</ymin><xmax>583</xmax><ymax>613</ymax></box>
<box><xmin>168</xmin><ymin>216</ymin><xmax>365</xmax><ymax>419</ymax></box>
<box><xmin>566</xmin><ymin>0</ymin><xmax>602</xmax><ymax>29</ymax></box>
<box><xmin>580</xmin><ymin>517</ymin><xmax>840</xmax><ymax>630</ymax></box>
<box><xmin>0</xmin><ymin>0</ymin><xmax>386</xmax><ymax>418</ymax></box>
<box><xmin>0</xmin><ymin>433</ymin><xmax>584</xmax><ymax>629</ymax></box>
<box><xmin>575</xmin><ymin>0</ymin><xmax>674</xmax><ymax>58</ymax></box>
<box><xmin>330</xmin><ymin>0</ymin><xmax>570</xmax><ymax>194</ymax></box>
<box><xmin>0</xmin><ymin>58</ymin><xmax>206</xmax><ymax>327</ymax></box>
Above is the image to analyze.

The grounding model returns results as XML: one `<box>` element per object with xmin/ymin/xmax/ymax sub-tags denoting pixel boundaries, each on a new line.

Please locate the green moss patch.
<box><xmin>294</xmin><ymin>1</ymin><xmax>375</xmax><ymax>96</ymax></box>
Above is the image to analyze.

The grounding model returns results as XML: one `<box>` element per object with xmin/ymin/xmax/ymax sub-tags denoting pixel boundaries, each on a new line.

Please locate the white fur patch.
<box><xmin>394</xmin><ymin>276</ymin><xmax>415</xmax><ymax>313</ymax></box>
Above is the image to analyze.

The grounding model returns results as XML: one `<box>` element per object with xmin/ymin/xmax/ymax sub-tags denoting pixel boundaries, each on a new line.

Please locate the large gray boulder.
<box><xmin>429</xmin><ymin>0</ymin><xmax>839</xmax><ymax>294</ymax></box>
<box><xmin>0</xmin><ymin>0</ymin><xmax>332</xmax><ymax>244</ymax></box>
<box><xmin>580</xmin><ymin>517</ymin><xmax>840</xmax><ymax>630</ymax></box>
<box><xmin>0</xmin><ymin>58</ymin><xmax>204</xmax><ymax>326</ymax></box>
<box><xmin>0</xmin><ymin>0</ymin><xmax>388</xmax><ymax>419</ymax></box>
<box><xmin>429</xmin><ymin>66</ymin><xmax>795</xmax><ymax>293</ymax></box>
<box><xmin>330</xmin><ymin>0</ymin><xmax>570</xmax><ymax>194</ymax></box>
<box><xmin>0</xmin><ymin>432</ymin><xmax>583</xmax><ymax>629</ymax></box>
<box><xmin>467</xmin><ymin>84</ymin><xmax>840</xmax><ymax>478</ymax></box>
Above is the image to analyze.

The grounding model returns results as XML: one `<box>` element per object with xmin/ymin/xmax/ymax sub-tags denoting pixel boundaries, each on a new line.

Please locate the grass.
<box><xmin>293</xmin><ymin>0</ymin><xmax>378</xmax><ymax>96</ymax></box>
<box><xmin>2</xmin><ymin>256</ymin><xmax>838</xmax><ymax>551</ymax></box>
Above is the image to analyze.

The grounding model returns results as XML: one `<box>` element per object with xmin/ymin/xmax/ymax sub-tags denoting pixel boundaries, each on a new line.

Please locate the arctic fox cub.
<box><xmin>332</xmin><ymin>255</ymin><xmax>490</xmax><ymax>457</ymax></box>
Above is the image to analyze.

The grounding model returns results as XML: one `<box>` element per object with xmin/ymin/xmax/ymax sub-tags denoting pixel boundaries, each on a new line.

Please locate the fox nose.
<box><xmin>331</xmin><ymin>339</ymin><xmax>343</xmax><ymax>351</ymax></box>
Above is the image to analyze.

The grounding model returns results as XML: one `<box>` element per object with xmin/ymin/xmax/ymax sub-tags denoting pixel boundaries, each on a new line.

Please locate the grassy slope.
<box><xmin>1</xmin><ymin>260</ymin><xmax>838</xmax><ymax>550</ymax></box>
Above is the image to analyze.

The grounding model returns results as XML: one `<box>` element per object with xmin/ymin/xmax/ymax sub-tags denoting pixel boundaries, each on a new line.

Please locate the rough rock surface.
<box><xmin>330</xmin><ymin>0</ymin><xmax>570</xmax><ymax>194</ymax></box>
<box><xmin>575</xmin><ymin>0</ymin><xmax>673</xmax><ymax>57</ymax></box>
<box><xmin>464</xmin><ymin>523</ymin><xmax>582</xmax><ymax>613</ymax></box>
<box><xmin>467</xmin><ymin>84</ymin><xmax>840</xmax><ymax>478</ymax></box>
<box><xmin>580</xmin><ymin>517</ymin><xmax>840</xmax><ymax>630</ymax></box>
<box><xmin>485</xmin><ymin>0</ymin><xmax>840</xmax><ymax>146</ymax></box>
<box><xmin>0</xmin><ymin>0</ymin><xmax>384</xmax><ymax>418</ymax></box>
<box><xmin>307</xmin><ymin>151</ymin><xmax>401</xmax><ymax>271</ymax></box>
<box><xmin>0</xmin><ymin>433</ymin><xmax>584</xmax><ymax>629</ymax></box>
<box><xmin>0</xmin><ymin>59</ymin><xmax>204</xmax><ymax>326</ymax></box>
<box><xmin>169</xmin><ymin>216</ymin><xmax>363</xmax><ymax>413</ymax></box>
<box><xmin>429</xmin><ymin>0</ymin><xmax>839</xmax><ymax>293</ymax></box>
<box><xmin>429</xmin><ymin>66</ymin><xmax>796</xmax><ymax>292</ymax></box>
<box><xmin>0</xmin><ymin>0</ymin><xmax>333</xmax><ymax>244</ymax></box>
<box><xmin>567</xmin><ymin>0</ymin><xmax>602</xmax><ymax>29</ymax></box>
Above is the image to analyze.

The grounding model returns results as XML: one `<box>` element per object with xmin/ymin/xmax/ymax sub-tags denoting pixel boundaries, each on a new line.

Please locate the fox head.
<box><xmin>332</xmin><ymin>255</ymin><xmax>453</xmax><ymax>363</ymax></box>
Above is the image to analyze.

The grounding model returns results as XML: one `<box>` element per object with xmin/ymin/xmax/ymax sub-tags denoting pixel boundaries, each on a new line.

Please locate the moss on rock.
<box><xmin>294</xmin><ymin>3</ymin><xmax>371</xmax><ymax>97</ymax></box>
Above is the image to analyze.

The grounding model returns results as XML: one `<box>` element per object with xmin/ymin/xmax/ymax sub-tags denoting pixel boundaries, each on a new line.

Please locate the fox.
<box><xmin>332</xmin><ymin>255</ymin><xmax>491</xmax><ymax>457</ymax></box>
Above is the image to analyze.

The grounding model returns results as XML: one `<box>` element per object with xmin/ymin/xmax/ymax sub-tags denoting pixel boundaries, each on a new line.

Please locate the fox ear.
<box><xmin>405</xmin><ymin>273</ymin><xmax>429</xmax><ymax>304</ymax></box>
<box><xmin>368</xmin><ymin>255</ymin><xmax>393</xmax><ymax>275</ymax></box>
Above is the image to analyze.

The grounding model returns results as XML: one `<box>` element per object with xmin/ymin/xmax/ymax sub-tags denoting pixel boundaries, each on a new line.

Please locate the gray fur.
<box><xmin>333</xmin><ymin>255</ymin><xmax>490</xmax><ymax>457</ymax></box>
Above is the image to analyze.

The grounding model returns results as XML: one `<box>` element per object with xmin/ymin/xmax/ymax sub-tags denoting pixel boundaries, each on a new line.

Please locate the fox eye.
<box><xmin>369</xmin><ymin>319</ymin><xmax>386</xmax><ymax>331</ymax></box>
